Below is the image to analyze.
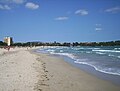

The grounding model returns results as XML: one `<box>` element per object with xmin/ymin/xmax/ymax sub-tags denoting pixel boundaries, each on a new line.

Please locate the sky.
<box><xmin>0</xmin><ymin>0</ymin><xmax>120</xmax><ymax>42</ymax></box>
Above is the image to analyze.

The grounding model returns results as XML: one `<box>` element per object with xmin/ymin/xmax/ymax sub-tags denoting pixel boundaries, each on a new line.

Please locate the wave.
<box><xmin>86</xmin><ymin>52</ymin><xmax>91</xmax><ymax>54</ymax></box>
<box><xmin>117</xmin><ymin>56</ymin><xmax>120</xmax><ymax>59</ymax></box>
<box><xmin>60</xmin><ymin>50</ymin><xmax>63</xmax><ymax>52</ymax></box>
<box><xmin>50</xmin><ymin>51</ymin><xmax>120</xmax><ymax>76</ymax></box>
<box><xmin>50</xmin><ymin>52</ymin><xmax>76</xmax><ymax>60</ymax></box>
<box><xmin>93</xmin><ymin>48</ymin><xmax>101</xmax><ymax>49</ymax></box>
<box><xmin>92</xmin><ymin>49</ymin><xmax>120</xmax><ymax>53</ymax></box>
<box><xmin>56</xmin><ymin>47</ymin><xmax>68</xmax><ymax>49</ymax></box>
<box><xmin>96</xmin><ymin>52</ymin><xmax>106</xmax><ymax>55</ymax></box>
<box><xmin>74</xmin><ymin>60</ymin><xmax>120</xmax><ymax>76</ymax></box>
<box><xmin>114</xmin><ymin>48</ymin><xmax>120</xmax><ymax>50</ymax></box>
<box><xmin>37</xmin><ymin>47</ymin><xmax>120</xmax><ymax>76</ymax></box>
<box><xmin>72</xmin><ymin>47</ymin><xmax>101</xmax><ymax>50</ymax></box>
<box><xmin>46</xmin><ymin>49</ymin><xmax>55</xmax><ymax>52</ymax></box>
<box><xmin>72</xmin><ymin>48</ymin><xmax>81</xmax><ymax>50</ymax></box>
<box><xmin>108</xmin><ymin>54</ymin><xmax>115</xmax><ymax>57</ymax></box>
<box><xmin>108</xmin><ymin>55</ymin><xmax>120</xmax><ymax>59</ymax></box>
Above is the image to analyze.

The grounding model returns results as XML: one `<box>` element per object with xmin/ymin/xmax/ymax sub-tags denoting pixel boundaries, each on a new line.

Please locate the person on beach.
<box><xmin>7</xmin><ymin>46</ymin><xmax>10</xmax><ymax>51</ymax></box>
<box><xmin>4</xmin><ymin>46</ymin><xmax>10</xmax><ymax>51</ymax></box>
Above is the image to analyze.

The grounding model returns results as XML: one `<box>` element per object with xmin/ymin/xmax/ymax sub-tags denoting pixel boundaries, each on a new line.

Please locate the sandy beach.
<box><xmin>0</xmin><ymin>47</ymin><xmax>41</xmax><ymax>91</ymax></box>
<box><xmin>0</xmin><ymin>47</ymin><xmax>120</xmax><ymax>91</ymax></box>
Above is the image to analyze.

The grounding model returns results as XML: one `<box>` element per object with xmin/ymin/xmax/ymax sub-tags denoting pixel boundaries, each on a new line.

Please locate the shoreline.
<box><xmin>33</xmin><ymin>50</ymin><xmax>120</xmax><ymax>91</ymax></box>
<box><xmin>35</xmin><ymin>46</ymin><xmax>120</xmax><ymax>85</ymax></box>
<box><xmin>59</xmin><ymin>55</ymin><xmax>120</xmax><ymax>85</ymax></box>
<box><xmin>0</xmin><ymin>47</ymin><xmax>120</xmax><ymax>91</ymax></box>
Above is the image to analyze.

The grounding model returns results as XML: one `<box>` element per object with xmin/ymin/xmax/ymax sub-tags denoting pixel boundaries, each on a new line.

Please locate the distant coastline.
<box><xmin>0</xmin><ymin>40</ymin><xmax>120</xmax><ymax>47</ymax></box>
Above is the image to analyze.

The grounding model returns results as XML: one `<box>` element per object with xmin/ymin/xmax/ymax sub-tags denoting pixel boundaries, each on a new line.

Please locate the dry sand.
<box><xmin>0</xmin><ymin>47</ymin><xmax>42</xmax><ymax>91</ymax></box>
<box><xmin>0</xmin><ymin>47</ymin><xmax>120</xmax><ymax>91</ymax></box>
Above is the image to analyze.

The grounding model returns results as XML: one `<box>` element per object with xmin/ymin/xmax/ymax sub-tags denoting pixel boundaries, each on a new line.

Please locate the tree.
<box><xmin>0</xmin><ymin>41</ymin><xmax>7</xmax><ymax>46</ymax></box>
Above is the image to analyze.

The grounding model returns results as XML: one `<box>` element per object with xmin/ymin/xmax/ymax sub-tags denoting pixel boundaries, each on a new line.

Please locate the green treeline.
<box><xmin>0</xmin><ymin>40</ymin><xmax>120</xmax><ymax>47</ymax></box>
<box><xmin>0</xmin><ymin>41</ymin><xmax>7</xmax><ymax>46</ymax></box>
<box><xmin>12</xmin><ymin>40</ymin><xmax>120</xmax><ymax>47</ymax></box>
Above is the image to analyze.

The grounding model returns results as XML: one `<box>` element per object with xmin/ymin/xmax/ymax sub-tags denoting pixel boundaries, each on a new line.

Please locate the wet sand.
<box><xmin>33</xmin><ymin>51</ymin><xmax>120</xmax><ymax>91</ymax></box>
<box><xmin>0</xmin><ymin>47</ymin><xmax>120</xmax><ymax>91</ymax></box>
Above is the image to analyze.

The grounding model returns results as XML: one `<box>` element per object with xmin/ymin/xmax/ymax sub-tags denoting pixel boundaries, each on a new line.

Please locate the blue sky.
<box><xmin>0</xmin><ymin>0</ymin><xmax>120</xmax><ymax>42</ymax></box>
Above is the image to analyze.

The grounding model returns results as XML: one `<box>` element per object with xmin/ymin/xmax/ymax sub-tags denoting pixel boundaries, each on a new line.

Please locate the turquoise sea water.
<box><xmin>37</xmin><ymin>46</ymin><xmax>120</xmax><ymax>76</ymax></box>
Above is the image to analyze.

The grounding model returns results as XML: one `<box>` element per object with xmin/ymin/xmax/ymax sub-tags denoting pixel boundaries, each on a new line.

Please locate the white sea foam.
<box><xmin>93</xmin><ymin>48</ymin><xmax>100</xmax><ymax>49</ymax></box>
<box><xmin>46</xmin><ymin>49</ymin><xmax>55</xmax><ymax>52</ymax></box>
<box><xmin>56</xmin><ymin>47</ymin><xmax>68</xmax><ymax>49</ymax></box>
<box><xmin>38</xmin><ymin>48</ymin><xmax>44</xmax><ymax>50</ymax></box>
<box><xmin>96</xmin><ymin>52</ymin><xmax>106</xmax><ymax>55</ymax></box>
<box><xmin>86</xmin><ymin>52</ymin><xmax>91</xmax><ymax>53</ymax></box>
<box><xmin>86</xmin><ymin>48</ymin><xmax>100</xmax><ymax>50</ymax></box>
<box><xmin>114</xmin><ymin>48</ymin><xmax>120</xmax><ymax>50</ymax></box>
<box><xmin>72</xmin><ymin>48</ymin><xmax>80</xmax><ymax>50</ymax></box>
<box><xmin>92</xmin><ymin>49</ymin><xmax>120</xmax><ymax>53</ymax></box>
<box><xmin>74</xmin><ymin>60</ymin><xmax>120</xmax><ymax>76</ymax></box>
<box><xmin>60</xmin><ymin>50</ymin><xmax>63</xmax><ymax>52</ymax></box>
<box><xmin>50</xmin><ymin>52</ymin><xmax>76</xmax><ymax>60</ymax></box>
<box><xmin>74</xmin><ymin>47</ymin><xmax>92</xmax><ymax>50</ymax></box>
<box><xmin>78</xmin><ymin>47</ymin><xmax>85</xmax><ymax>49</ymax></box>
<box><xmin>108</xmin><ymin>54</ymin><xmax>115</xmax><ymax>57</ymax></box>
<box><xmin>72</xmin><ymin>47</ymin><xmax>100</xmax><ymax>50</ymax></box>
<box><xmin>117</xmin><ymin>56</ymin><xmax>120</xmax><ymax>58</ymax></box>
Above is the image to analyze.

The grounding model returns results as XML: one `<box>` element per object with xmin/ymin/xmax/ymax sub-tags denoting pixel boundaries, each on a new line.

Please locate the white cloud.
<box><xmin>25</xmin><ymin>2</ymin><xmax>39</xmax><ymax>10</ymax></box>
<box><xmin>95</xmin><ymin>24</ymin><xmax>102</xmax><ymax>31</ymax></box>
<box><xmin>105</xmin><ymin>6</ymin><xmax>120</xmax><ymax>13</ymax></box>
<box><xmin>0</xmin><ymin>4</ymin><xmax>11</xmax><ymax>10</ymax></box>
<box><xmin>55</xmin><ymin>16</ymin><xmax>68</xmax><ymax>21</ymax></box>
<box><xmin>0</xmin><ymin>0</ymin><xmax>26</xmax><ymax>4</ymax></box>
<box><xmin>75</xmin><ymin>9</ymin><xmax>88</xmax><ymax>16</ymax></box>
<box><xmin>96</xmin><ymin>24</ymin><xmax>101</xmax><ymax>26</ymax></box>
<box><xmin>12</xmin><ymin>0</ymin><xmax>26</xmax><ymax>4</ymax></box>
<box><xmin>95</xmin><ymin>28</ymin><xmax>102</xmax><ymax>31</ymax></box>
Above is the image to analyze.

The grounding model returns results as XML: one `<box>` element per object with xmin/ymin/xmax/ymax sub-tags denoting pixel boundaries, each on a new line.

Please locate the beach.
<box><xmin>0</xmin><ymin>47</ymin><xmax>120</xmax><ymax>91</ymax></box>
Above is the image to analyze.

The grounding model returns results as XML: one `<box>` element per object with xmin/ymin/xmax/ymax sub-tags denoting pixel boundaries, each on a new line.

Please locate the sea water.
<box><xmin>37</xmin><ymin>46</ymin><xmax>120</xmax><ymax>83</ymax></box>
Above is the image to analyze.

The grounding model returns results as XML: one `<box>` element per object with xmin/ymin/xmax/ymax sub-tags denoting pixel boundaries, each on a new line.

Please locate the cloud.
<box><xmin>0</xmin><ymin>4</ymin><xmax>11</xmax><ymax>10</ymax></box>
<box><xmin>96</xmin><ymin>24</ymin><xmax>101</xmax><ymax>26</ymax></box>
<box><xmin>25</xmin><ymin>2</ymin><xmax>39</xmax><ymax>10</ymax></box>
<box><xmin>105</xmin><ymin>6</ymin><xmax>120</xmax><ymax>13</ymax></box>
<box><xmin>95</xmin><ymin>27</ymin><xmax>102</xmax><ymax>31</ymax></box>
<box><xmin>0</xmin><ymin>0</ymin><xmax>26</xmax><ymax>4</ymax></box>
<box><xmin>95</xmin><ymin>24</ymin><xmax>102</xmax><ymax>31</ymax></box>
<box><xmin>12</xmin><ymin>0</ymin><xmax>26</xmax><ymax>4</ymax></box>
<box><xmin>55</xmin><ymin>16</ymin><xmax>68</xmax><ymax>21</ymax></box>
<box><xmin>75</xmin><ymin>9</ymin><xmax>88</xmax><ymax>16</ymax></box>
<box><xmin>0</xmin><ymin>0</ymin><xmax>27</xmax><ymax>10</ymax></box>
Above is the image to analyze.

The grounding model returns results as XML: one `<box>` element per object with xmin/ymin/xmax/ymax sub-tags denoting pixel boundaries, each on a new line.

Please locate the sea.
<box><xmin>36</xmin><ymin>46</ymin><xmax>120</xmax><ymax>85</ymax></box>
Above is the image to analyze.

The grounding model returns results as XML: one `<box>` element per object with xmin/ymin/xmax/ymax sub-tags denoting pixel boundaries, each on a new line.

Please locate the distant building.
<box><xmin>4</xmin><ymin>37</ymin><xmax>13</xmax><ymax>46</ymax></box>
